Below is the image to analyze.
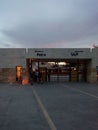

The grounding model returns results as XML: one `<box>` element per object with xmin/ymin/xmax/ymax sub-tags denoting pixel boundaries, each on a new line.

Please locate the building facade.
<box><xmin>0</xmin><ymin>48</ymin><xmax>98</xmax><ymax>84</ymax></box>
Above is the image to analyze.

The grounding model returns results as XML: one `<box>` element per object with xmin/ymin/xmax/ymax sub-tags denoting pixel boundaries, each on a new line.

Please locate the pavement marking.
<box><xmin>64</xmin><ymin>85</ymin><xmax>98</xmax><ymax>99</ymax></box>
<box><xmin>31</xmin><ymin>86</ymin><xmax>57</xmax><ymax>130</ymax></box>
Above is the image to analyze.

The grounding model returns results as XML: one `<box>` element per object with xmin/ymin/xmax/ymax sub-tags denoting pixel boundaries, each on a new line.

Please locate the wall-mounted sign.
<box><xmin>71</xmin><ymin>52</ymin><xmax>78</xmax><ymax>56</ymax></box>
<box><xmin>37</xmin><ymin>53</ymin><xmax>46</xmax><ymax>56</ymax></box>
<box><xmin>71</xmin><ymin>50</ymin><xmax>84</xmax><ymax>56</ymax></box>
<box><xmin>35</xmin><ymin>50</ymin><xmax>46</xmax><ymax>57</ymax></box>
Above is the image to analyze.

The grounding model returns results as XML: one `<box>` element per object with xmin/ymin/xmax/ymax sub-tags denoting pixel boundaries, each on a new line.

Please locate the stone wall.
<box><xmin>90</xmin><ymin>47</ymin><xmax>98</xmax><ymax>83</ymax></box>
<box><xmin>0</xmin><ymin>68</ymin><xmax>16</xmax><ymax>83</ymax></box>
<box><xmin>0</xmin><ymin>48</ymin><xmax>26</xmax><ymax>68</ymax></box>
<box><xmin>88</xmin><ymin>68</ymin><xmax>97</xmax><ymax>83</ymax></box>
<box><xmin>87</xmin><ymin>70</ymin><xmax>91</xmax><ymax>83</ymax></box>
<box><xmin>0</xmin><ymin>68</ymin><xmax>29</xmax><ymax>84</ymax></box>
<box><xmin>92</xmin><ymin>47</ymin><xmax>98</xmax><ymax>68</ymax></box>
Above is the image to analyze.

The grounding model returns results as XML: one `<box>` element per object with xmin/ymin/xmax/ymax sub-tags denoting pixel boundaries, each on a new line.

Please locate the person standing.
<box><xmin>39</xmin><ymin>71</ymin><xmax>43</xmax><ymax>83</ymax></box>
<box><xmin>47</xmin><ymin>69</ymin><xmax>51</xmax><ymax>82</ymax></box>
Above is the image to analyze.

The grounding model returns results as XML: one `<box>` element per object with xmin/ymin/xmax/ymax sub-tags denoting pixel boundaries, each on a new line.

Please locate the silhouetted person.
<box><xmin>47</xmin><ymin>69</ymin><xmax>51</xmax><ymax>82</ymax></box>
<box><xmin>38</xmin><ymin>71</ymin><xmax>43</xmax><ymax>83</ymax></box>
<box><xmin>29</xmin><ymin>70</ymin><xmax>34</xmax><ymax>85</ymax></box>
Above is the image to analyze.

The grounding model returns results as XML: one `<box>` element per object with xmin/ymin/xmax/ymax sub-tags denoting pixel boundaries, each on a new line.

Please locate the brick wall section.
<box><xmin>0</xmin><ymin>68</ymin><xmax>16</xmax><ymax>83</ymax></box>
<box><xmin>0</xmin><ymin>68</ymin><xmax>29</xmax><ymax>83</ymax></box>
<box><xmin>88</xmin><ymin>68</ymin><xmax>97</xmax><ymax>83</ymax></box>
<box><xmin>87</xmin><ymin>69</ymin><xmax>91</xmax><ymax>83</ymax></box>
<box><xmin>0</xmin><ymin>48</ymin><xmax>26</xmax><ymax>68</ymax></box>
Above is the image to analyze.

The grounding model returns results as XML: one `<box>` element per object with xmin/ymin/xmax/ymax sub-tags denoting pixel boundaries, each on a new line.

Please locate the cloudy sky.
<box><xmin>0</xmin><ymin>0</ymin><xmax>98</xmax><ymax>48</ymax></box>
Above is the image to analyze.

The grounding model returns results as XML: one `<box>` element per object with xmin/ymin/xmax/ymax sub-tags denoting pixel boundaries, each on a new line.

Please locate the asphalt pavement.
<box><xmin>0</xmin><ymin>82</ymin><xmax>98</xmax><ymax>130</ymax></box>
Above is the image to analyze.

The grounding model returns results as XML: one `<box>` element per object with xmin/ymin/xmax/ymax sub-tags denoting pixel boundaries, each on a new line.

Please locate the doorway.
<box><xmin>26</xmin><ymin>58</ymin><xmax>89</xmax><ymax>83</ymax></box>
<box><xmin>16</xmin><ymin>66</ymin><xmax>22</xmax><ymax>83</ymax></box>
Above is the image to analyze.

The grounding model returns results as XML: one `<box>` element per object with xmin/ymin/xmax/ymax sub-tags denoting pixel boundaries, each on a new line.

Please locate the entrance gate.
<box><xmin>26</xmin><ymin>59</ymin><xmax>89</xmax><ymax>83</ymax></box>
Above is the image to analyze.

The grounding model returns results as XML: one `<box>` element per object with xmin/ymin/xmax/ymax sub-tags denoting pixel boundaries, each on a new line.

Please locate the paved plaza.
<box><xmin>0</xmin><ymin>82</ymin><xmax>98</xmax><ymax>130</ymax></box>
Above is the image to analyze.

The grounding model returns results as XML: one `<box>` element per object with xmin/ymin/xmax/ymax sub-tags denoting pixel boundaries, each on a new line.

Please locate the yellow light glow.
<box><xmin>17</xmin><ymin>66</ymin><xmax>22</xmax><ymax>78</ymax></box>
<box><xmin>22</xmin><ymin>77</ymin><xmax>28</xmax><ymax>85</ymax></box>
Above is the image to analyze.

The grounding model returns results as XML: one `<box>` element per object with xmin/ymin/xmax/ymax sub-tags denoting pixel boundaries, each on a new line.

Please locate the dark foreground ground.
<box><xmin>0</xmin><ymin>82</ymin><xmax>98</xmax><ymax>130</ymax></box>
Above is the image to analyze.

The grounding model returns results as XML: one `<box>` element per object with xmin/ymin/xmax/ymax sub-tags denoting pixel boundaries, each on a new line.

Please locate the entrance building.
<box><xmin>26</xmin><ymin>48</ymin><xmax>91</xmax><ymax>83</ymax></box>
<box><xmin>0</xmin><ymin>48</ymin><xmax>98</xmax><ymax>84</ymax></box>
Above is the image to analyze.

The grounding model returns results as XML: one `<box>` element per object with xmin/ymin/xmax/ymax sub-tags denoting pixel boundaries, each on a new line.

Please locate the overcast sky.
<box><xmin>0</xmin><ymin>0</ymin><xmax>98</xmax><ymax>48</ymax></box>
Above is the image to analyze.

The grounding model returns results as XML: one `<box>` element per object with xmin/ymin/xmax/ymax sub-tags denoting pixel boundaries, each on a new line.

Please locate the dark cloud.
<box><xmin>0</xmin><ymin>0</ymin><xmax>98</xmax><ymax>48</ymax></box>
<box><xmin>2</xmin><ymin>14</ymin><xmax>98</xmax><ymax>47</ymax></box>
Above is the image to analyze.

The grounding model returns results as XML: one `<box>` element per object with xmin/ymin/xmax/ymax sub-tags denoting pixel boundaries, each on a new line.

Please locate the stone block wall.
<box><xmin>88</xmin><ymin>68</ymin><xmax>97</xmax><ymax>83</ymax></box>
<box><xmin>90</xmin><ymin>47</ymin><xmax>98</xmax><ymax>83</ymax></box>
<box><xmin>0</xmin><ymin>48</ymin><xmax>26</xmax><ymax>68</ymax></box>
<box><xmin>87</xmin><ymin>70</ymin><xmax>91</xmax><ymax>83</ymax></box>
<box><xmin>0</xmin><ymin>68</ymin><xmax>16</xmax><ymax>83</ymax></box>
<box><xmin>92</xmin><ymin>47</ymin><xmax>98</xmax><ymax>68</ymax></box>
<box><xmin>0</xmin><ymin>68</ymin><xmax>29</xmax><ymax>84</ymax></box>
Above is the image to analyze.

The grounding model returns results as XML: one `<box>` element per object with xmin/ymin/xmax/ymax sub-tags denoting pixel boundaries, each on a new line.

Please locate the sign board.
<box><xmin>27</xmin><ymin>48</ymin><xmax>92</xmax><ymax>59</ymax></box>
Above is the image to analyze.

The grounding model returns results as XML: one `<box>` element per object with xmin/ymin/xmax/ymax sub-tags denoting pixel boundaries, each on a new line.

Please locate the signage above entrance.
<box><xmin>27</xmin><ymin>48</ymin><xmax>91</xmax><ymax>59</ymax></box>
<box><xmin>35</xmin><ymin>50</ymin><xmax>46</xmax><ymax>57</ymax></box>
<box><xmin>71</xmin><ymin>52</ymin><xmax>78</xmax><ymax>56</ymax></box>
<box><xmin>71</xmin><ymin>50</ymin><xmax>84</xmax><ymax>56</ymax></box>
<box><xmin>37</xmin><ymin>53</ymin><xmax>46</xmax><ymax>56</ymax></box>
